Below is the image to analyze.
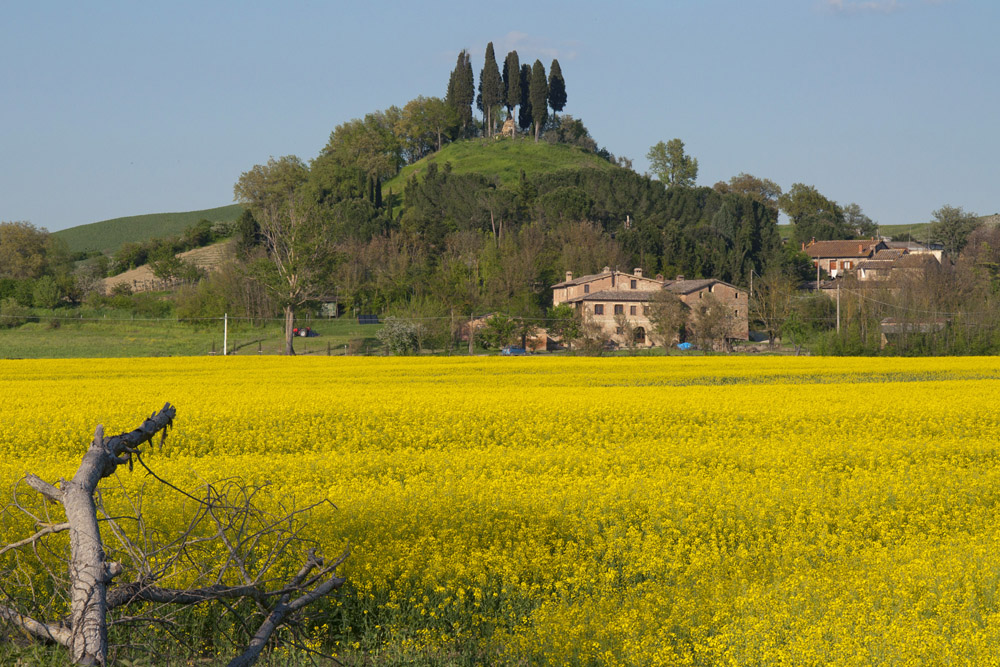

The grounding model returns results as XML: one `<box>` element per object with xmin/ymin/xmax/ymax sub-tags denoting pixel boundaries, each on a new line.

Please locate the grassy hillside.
<box><xmin>54</xmin><ymin>204</ymin><xmax>244</xmax><ymax>254</ymax></box>
<box><xmin>878</xmin><ymin>222</ymin><xmax>931</xmax><ymax>241</ymax></box>
<box><xmin>779</xmin><ymin>222</ymin><xmax>932</xmax><ymax>243</ymax></box>
<box><xmin>382</xmin><ymin>138</ymin><xmax>619</xmax><ymax>196</ymax></box>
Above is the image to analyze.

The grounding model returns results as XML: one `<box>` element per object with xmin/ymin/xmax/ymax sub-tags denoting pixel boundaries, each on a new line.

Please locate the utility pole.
<box><xmin>468</xmin><ymin>313</ymin><xmax>475</xmax><ymax>355</ymax></box>
<box><xmin>223</xmin><ymin>313</ymin><xmax>228</xmax><ymax>356</ymax></box>
<box><xmin>836</xmin><ymin>283</ymin><xmax>841</xmax><ymax>334</ymax></box>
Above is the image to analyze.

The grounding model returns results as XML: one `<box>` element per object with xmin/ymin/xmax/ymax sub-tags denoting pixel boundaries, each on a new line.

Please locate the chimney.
<box><xmin>565</xmin><ymin>271</ymin><xmax>573</xmax><ymax>282</ymax></box>
<box><xmin>858</xmin><ymin>243</ymin><xmax>863</xmax><ymax>253</ymax></box>
<box><xmin>801</xmin><ymin>242</ymin><xmax>805</xmax><ymax>251</ymax></box>
<box><xmin>811</xmin><ymin>237</ymin><xmax>816</xmax><ymax>245</ymax></box>
<box><xmin>602</xmin><ymin>266</ymin><xmax>611</xmax><ymax>274</ymax></box>
<box><xmin>655</xmin><ymin>274</ymin><xmax>663</xmax><ymax>281</ymax></box>
<box><xmin>676</xmin><ymin>274</ymin><xmax>685</xmax><ymax>281</ymax></box>
<box><xmin>634</xmin><ymin>268</ymin><xmax>643</xmax><ymax>277</ymax></box>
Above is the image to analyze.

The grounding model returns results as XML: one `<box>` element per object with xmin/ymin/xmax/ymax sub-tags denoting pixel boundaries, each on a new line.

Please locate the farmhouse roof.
<box><xmin>858</xmin><ymin>249</ymin><xmax>907</xmax><ymax>271</ymax></box>
<box><xmin>569</xmin><ymin>290</ymin><xmax>654</xmax><ymax>303</ymax></box>
<box><xmin>893</xmin><ymin>253</ymin><xmax>938</xmax><ymax>269</ymax></box>
<box><xmin>552</xmin><ymin>268</ymin><xmax>613</xmax><ymax>287</ymax></box>
<box><xmin>804</xmin><ymin>239</ymin><xmax>882</xmax><ymax>259</ymax></box>
<box><xmin>662</xmin><ymin>278</ymin><xmax>744</xmax><ymax>295</ymax></box>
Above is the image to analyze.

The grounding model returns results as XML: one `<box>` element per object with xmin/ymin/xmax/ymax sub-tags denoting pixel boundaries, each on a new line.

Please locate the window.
<box><xmin>616</xmin><ymin>327</ymin><xmax>623</xmax><ymax>335</ymax></box>
<box><xmin>734</xmin><ymin>309</ymin><xmax>739</xmax><ymax>317</ymax></box>
<box><xmin>643</xmin><ymin>305</ymin><xmax>649</xmax><ymax>315</ymax></box>
<box><xmin>614</xmin><ymin>304</ymin><xmax>624</xmax><ymax>315</ymax></box>
<box><xmin>844</xmin><ymin>261</ymin><xmax>853</xmax><ymax>270</ymax></box>
<box><xmin>584</xmin><ymin>284</ymin><xmax>590</xmax><ymax>294</ymax></box>
<box><xmin>594</xmin><ymin>304</ymin><xmax>604</xmax><ymax>315</ymax></box>
<box><xmin>630</xmin><ymin>279</ymin><xmax>637</xmax><ymax>289</ymax></box>
<box><xmin>630</xmin><ymin>305</ymin><xmax>637</xmax><ymax>315</ymax></box>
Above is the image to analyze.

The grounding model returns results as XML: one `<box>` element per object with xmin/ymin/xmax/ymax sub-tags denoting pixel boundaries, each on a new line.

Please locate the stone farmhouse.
<box><xmin>552</xmin><ymin>267</ymin><xmax>748</xmax><ymax>348</ymax></box>
<box><xmin>802</xmin><ymin>239</ymin><xmax>888</xmax><ymax>278</ymax></box>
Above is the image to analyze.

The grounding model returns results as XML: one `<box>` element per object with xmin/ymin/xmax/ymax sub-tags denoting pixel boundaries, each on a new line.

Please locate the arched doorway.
<box><xmin>634</xmin><ymin>326</ymin><xmax>646</xmax><ymax>344</ymax></box>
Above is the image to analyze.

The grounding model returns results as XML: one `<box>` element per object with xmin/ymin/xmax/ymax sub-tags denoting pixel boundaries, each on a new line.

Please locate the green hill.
<box><xmin>382</xmin><ymin>139</ymin><xmax>619</xmax><ymax>197</ymax></box>
<box><xmin>54</xmin><ymin>204</ymin><xmax>244</xmax><ymax>254</ymax></box>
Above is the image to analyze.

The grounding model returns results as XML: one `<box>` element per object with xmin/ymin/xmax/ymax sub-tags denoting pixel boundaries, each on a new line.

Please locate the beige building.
<box><xmin>552</xmin><ymin>267</ymin><xmax>748</xmax><ymax>348</ymax></box>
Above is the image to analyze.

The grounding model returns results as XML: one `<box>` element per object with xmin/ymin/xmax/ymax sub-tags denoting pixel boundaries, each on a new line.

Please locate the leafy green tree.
<box><xmin>446</xmin><ymin>49</ymin><xmax>475</xmax><ymax>136</ymax></box>
<box><xmin>930</xmin><ymin>204</ymin><xmax>980</xmax><ymax>255</ymax></box>
<box><xmin>478</xmin><ymin>313</ymin><xmax>521</xmax><ymax>349</ymax></box>
<box><xmin>322</xmin><ymin>110</ymin><xmax>403</xmax><ymax>184</ymax></box>
<box><xmin>502</xmin><ymin>50</ymin><xmax>521</xmax><ymax>116</ymax></box>
<box><xmin>478</xmin><ymin>43</ymin><xmax>503</xmax><ymax>137</ymax></box>
<box><xmin>517</xmin><ymin>64</ymin><xmax>533</xmax><ymax>132</ymax></box>
<box><xmin>529</xmin><ymin>60</ymin><xmax>548</xmax><ymax>142</ymax></box>
<box><xmin>148</xmin><ymin>246</ymin><xmax>185</xmax><ymax>281</ymax></box>
<box><xmin>843</xmin><ymin>203</ymin><xmax>878</xmax><ymax>238</ymax></box>
<box><xmin>234</xmin><ymin>156</ymin><xmax>336</xmax><ymax>355</ymax></box>
<box><xmin>0</xmin><ymin>221</ymin><xmax>50</xmax><ymax>279</ymax></box>
<box><xmin>714</xmin><ymin>173</ymin><xmax>782</xmax><ymax>214</ymax></box>
<box><xmin>31</xmin><ymin>275</ymin><xmax>60</xmax><ymax>309</ymax></box>
<box><xmin>181</xmin><ymin>219</ymin><xmax>214</xmax><ymax>249</ymax></box>
<box><xmin>548</xmin><ymin>59</ymin><xmax>566</xmax><ymax>117</ymax></box>
<box><xmin>778</xmin><ymin>183</ymin><xmax>850</xmax><ymax>245</ymax></box>
<box><xmin>546</xmin><ymin>303</ymin><xmax>581</xmax><ymax>349</ymax></box>
<box><xmin>646</xmin><ymin>139</ymin><xmax>698</xmax><ymax>187</ymax></box>
<box><xmin>397</xmin><ymin>96</ymin><xmax>458</xmax><ymax>162</ymax></box>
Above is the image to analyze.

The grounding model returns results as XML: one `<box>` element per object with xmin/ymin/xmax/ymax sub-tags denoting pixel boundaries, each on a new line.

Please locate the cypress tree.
<box><xmin>548</xmin><ymin>59</ymin><xmax>566</xmax><ymax>117</ymax></box>
<box><xmin>479</xmin><ymin>42</ymin><xmax>503</xmax><ymax>137</ymax></box>
<box><xmin>503</xmin><ymin>50</ymin><xmax>521</xmax><ymax>115</ymax></box>
<box><xmin>518</xmin><ymin>63</ymin><xmax>532</xmax><ymax>132</ymax></box>
<box><xmin>461</xmin><ymin>52</ymin><xmax>474</xmax><ymax>136</ymax></box>
<box><xmin>446</xmin><ymin>50</ymin><xmax>475</xmax><ymax>137</ymax></box>
<box><xmin>529</xmin><ymin>60</ymin><xmax>548</xmax><ymax>142</ymax></box>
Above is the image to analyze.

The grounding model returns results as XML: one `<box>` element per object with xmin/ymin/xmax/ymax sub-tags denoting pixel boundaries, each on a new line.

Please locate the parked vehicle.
<box><xmin>500</xmin><ymin>346</ymin><xmax>527</xmax><ymax>356</ymax></box>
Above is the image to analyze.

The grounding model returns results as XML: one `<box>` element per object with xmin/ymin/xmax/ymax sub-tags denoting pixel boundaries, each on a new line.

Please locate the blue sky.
<box><xmin>2</xmin><ymin>0</ymin><xmax>996</xmax><ymax>232</ymax></box>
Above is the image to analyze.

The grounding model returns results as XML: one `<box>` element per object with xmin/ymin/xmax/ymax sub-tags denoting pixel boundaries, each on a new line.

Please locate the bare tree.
<box><xmin>613</xmin><ymin>312</ymin><xmax>639</xmax><ymax>355</ymax></box>
<box><xmin>1</xmin><ymin>405</ymin><xmax>347</xmax><ymax>666</ymax></box>
<box><xmin>646</xmin><ymin>289</ymin><xmax>688</xmax><ymax>350</ymax></box>
<box><xmin>692</xmin><ymin>293</ymin><xmax>735</xmax><ymax>352</ymax></box>
<box><xmin>750</xmin><ymin>270</ymin><xmax>795</xmax><ymax>348</ymax></box>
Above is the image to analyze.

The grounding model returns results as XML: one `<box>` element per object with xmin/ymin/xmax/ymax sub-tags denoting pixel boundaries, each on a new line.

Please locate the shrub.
<box><xmin>0</xmin><ymin>297</ymin><xmax>32</xmax><ymax>328</ymax></box>
<box><xmin>376</xmin><ymin>317</ymin><xmax>421</xmax><ymax>355</ymax></box>
<box><xmin>32</xmin><ymin>275</ymin><xmax>61</xmax><ymax>309</ymax></box>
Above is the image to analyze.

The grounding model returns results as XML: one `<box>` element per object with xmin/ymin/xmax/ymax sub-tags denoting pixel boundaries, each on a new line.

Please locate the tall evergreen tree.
<box><xmin>446</xmin><ymin>50</ymin><xmax>475</xmax><ymax>137</ymax></box>
<box><xmin>518</xmin><ymin>64</ymin><xmax>533</xmax><ymax>132</ymax></box>
<box><xmin>548</xmin><ymin>59</ymin><xmax>566</xmax><ymax>117</ymax></box>
<box><xmin>529</xmin><ymin>59</ymin><xmax>548</xmax><ymax>142</ymax></box>
<box><xmin>479</xmin><ymin>42</ymin><xmax>503</xmax><ymax>137</ymax></box>
<box><xmin>502</xmin><ymin>50</ymin><xmax>521</xmax><ymax>115</ymax></box>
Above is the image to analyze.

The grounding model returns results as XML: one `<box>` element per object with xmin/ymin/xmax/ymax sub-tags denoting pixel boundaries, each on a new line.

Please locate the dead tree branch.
<box><xmin>1</xmin><ymin>404</ymin><xmax>347</xmax><ymax>666</ymax></box>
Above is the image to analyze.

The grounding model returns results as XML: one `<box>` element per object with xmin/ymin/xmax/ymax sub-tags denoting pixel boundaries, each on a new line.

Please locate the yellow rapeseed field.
<box><xmin>2</xmin><ymin>356</ymin><xmax>1000</xmax><ymax>665</ymax></box>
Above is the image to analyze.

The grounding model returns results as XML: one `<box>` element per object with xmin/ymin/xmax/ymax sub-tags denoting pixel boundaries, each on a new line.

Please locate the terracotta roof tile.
<box><xmin>803</xmin><ymin>240</ymin><xmax>882</xmax><ymax>259</ymax></box>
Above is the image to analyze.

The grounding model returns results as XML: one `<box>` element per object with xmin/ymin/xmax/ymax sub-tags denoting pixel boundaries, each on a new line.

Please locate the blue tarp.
<box><xmin>677</xmin><ymin>342</ymin><xmax>693</xmax><ymax>350</ymax></box>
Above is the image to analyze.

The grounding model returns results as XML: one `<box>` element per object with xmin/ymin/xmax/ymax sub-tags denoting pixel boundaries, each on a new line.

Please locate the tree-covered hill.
<box><xmin>54</xmin><ymin>204</ymin><xmax>244</xmax><ymax>254</ymax></box>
